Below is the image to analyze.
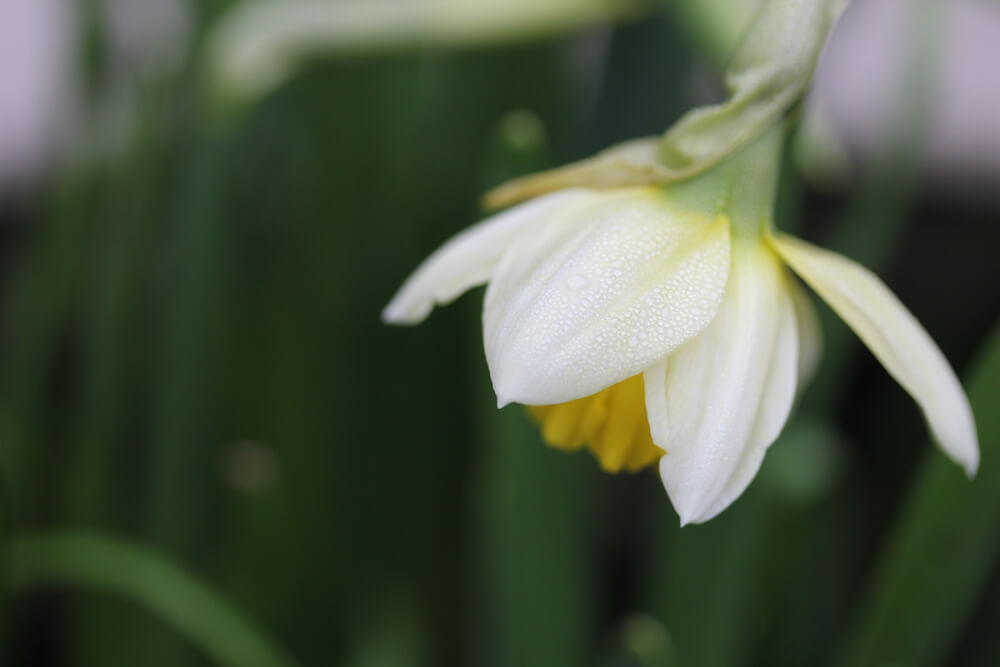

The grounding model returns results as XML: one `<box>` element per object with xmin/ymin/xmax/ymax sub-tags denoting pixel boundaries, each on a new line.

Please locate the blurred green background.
<box><xmin>0</xmin><ymin>0</ymin><xmax>998</xmax><ymax>666</ymax></box>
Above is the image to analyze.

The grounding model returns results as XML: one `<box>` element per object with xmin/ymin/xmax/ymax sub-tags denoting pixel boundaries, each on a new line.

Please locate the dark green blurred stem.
<box><xmin>643</xmin><ymin>427</ymin><xmax>855</xmax><ymax>667</ymax></box>
<box><xmin>831</xmin><ymin>324</ymin><xmax>1000</xmax><ymax>667</ymax></box>
<box><xmin>11</xmin><ymin>532</ymin><xmax>299</xmax><ymax>667</ymax></box>
<box><xmin>62</xmin><ymin>77</ymin><xmax>202</xmax><ymax>667</ymax></box>
<box><xmin>145</xmin><ymin>123</ymin><xmax>234</xmax><ymax>554</ymax></box>
<box><xmin>62</xmin><ymin>79</ymin><xmax>170</xmax><ymax>526</ymax></box>
<box><xmin>644</xmin><ymin>486</ymin><xmax>771</xmax><ymax>666</ymax></box>
<box><xmin>0</xmin><ymin>171</ymin><xmax>98</xmax><ymax>522</ymax></box>
<box><xmin>118</xmin><ymin>120</ymin><xmax>238</xmax><ymax>667</ymax></box>
<box><xmin>470</xmin><ymin>401</ymin><xmax>598</xmax><ymax>667</ymax></box>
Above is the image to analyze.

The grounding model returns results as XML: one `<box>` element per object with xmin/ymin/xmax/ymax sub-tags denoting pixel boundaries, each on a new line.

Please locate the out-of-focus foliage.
<box><xmin>206</xmin><ymin>0</ymin><xmax>651</xmax><ymax>105</ymax></box>
<box><xmin>0</xmin><ymin>1</ymin><xmax>997</xmax><ymax>666</ymax></box>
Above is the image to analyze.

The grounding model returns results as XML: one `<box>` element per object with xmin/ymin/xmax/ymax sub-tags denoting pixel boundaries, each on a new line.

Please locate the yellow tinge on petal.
<box><xmin>530</xmin><ymin>375</ymin><xmax>664</xmax><ymax>473</ymax></box>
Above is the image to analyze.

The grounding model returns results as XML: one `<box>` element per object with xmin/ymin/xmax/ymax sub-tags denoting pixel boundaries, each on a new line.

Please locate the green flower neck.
<box><xmin>665</xmin><ymin>121</ymin><xmax>786</xmax><ymax>238</ymax></box>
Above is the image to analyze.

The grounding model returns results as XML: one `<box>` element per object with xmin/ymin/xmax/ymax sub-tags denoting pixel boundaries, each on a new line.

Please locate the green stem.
<box><xmin>0</xmin><ymin>170</ymin><xmax>98</xmax><ymax>523</ymax></box>
<box><xmin>124</xmin><ymin>121</ymin><xmax>238</xmax><ymax>667</ymax></box>
<box><xmin>722</xmin><ymin>119</ymin><xmax>786</xmax><ymax>236</ymax></box>
<box><xmin>666</xmin><ymin>119</ymin><xmax>786</xmax><ymax>236</ymax></box>
<box><xmin>10</xmin><ymin>532</ymin><xmax>299</xmax><ymax>667</ymax></box>
<box><xmin>144</xmin><ymin>127</ymin><xmax>234</xmax><ymax>554</ymax></box>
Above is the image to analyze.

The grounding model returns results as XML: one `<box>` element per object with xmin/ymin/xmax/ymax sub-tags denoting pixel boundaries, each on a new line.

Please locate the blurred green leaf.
<box><xmin>11</xmin><ymin>532</ymin><xmax>299</xmax><ymax>667</ymax></box>
<box><xmin>644</xmin><ymin>482</ymin><xmax>772</xmax><ymax>667</ymax></box>
<box><xmin>0</xmin><ymin>171</ymin><xmax>99</xmax><ymax>524</ymax></box>
<box><xmin>471</xmin><ymin>402</ymin><xmax>599</xmax><ymax>667</ymax></box>
<box><xmin>832</xmin><ymin>323</ymin><xmax>1000</xmax><ymax>667</ymax></box>
<box><xmin>205</xmin><ymin>0</ymin><xmax>650</xmax><ymax>107</ymax></box>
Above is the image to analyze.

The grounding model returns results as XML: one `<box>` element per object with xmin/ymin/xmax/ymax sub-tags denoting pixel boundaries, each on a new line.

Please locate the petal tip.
<box><xmin>674</xmin><ymin>504</ymin><xmax>714</xmax><ymax>527</ymax></box>
<box><xmin>666</xmin><ymin>484</ymin><xmax>709</xmax><ymax>527</ymax></box>
<box><xmin>961</xmin><ymin>450</ymin><xmax>980</xmax><ymax>479</ymax></box>
<box><xmin>488</xmin><ymin>362</ymin><xmax>562</xmax><ymax>408</ymax></box>
<box><xmin>492</xmin><ymin>377</ymin><xmax>517</xmax><ymax>408</ymax></box>
<box><xmin>490</xmin><ymin>374</ymin><xmax>515</xmax><ymax>409</ymax></box>
<box><xmin>674</xmin><ymin>500</ymin><xmax>718</xmax><ymax>526</ymax></box>
<box><xmin>935</xmin><ymin>414</ymin><xmax>979</xmax><ymax>480</ymax></box>
<box><xmin>379</xmin><ymin>304</ymin><xmax>400</xmax><ymax>325</ymax></box>
<box><xmin>380</xmin><ymin>298</ymin><xmax>427</xmax><ymax>326</ymax></box>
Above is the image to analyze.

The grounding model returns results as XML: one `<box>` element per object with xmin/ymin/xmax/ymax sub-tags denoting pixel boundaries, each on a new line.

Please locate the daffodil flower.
<box><xmin>383</xmin><ymin>123</ymin><xmax>979</xmax><ymax>525</ymax></box>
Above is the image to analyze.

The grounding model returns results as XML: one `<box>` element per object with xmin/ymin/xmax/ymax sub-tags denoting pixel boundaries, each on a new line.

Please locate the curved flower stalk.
<box><xmin>383</xmin><ymin>122</ymin><xmax>979</xmax><ymax>524</ymax></box>
<box><xmin>484</xmin><ymin>0</ymin><xmax>849</xmax><ymax>209</ymax></box>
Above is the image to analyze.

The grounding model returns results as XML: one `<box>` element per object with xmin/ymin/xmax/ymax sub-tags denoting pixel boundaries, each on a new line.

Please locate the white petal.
<box><xmin>789</xmin><ymin>276</ymin><xmax>823</xmax><ymax>386</ymax></box>
<box><xmin>381</xmin><ymin>189</ymin><xmax>595</xmax><ymax>325</ymax></box>
<box><xmin>770</xmin><ymin>233</ymin><xmax>979</xmax><ymax>476</ymax></box>
<box><xmin>645</xmin><ymin>242</ymin><xmax>799</xmax><ymax>525</ymax></box>
<box><xmin>484</xmin><ymin>188</ymin><xmax>731</xmax><ymax>406</ymax></box>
